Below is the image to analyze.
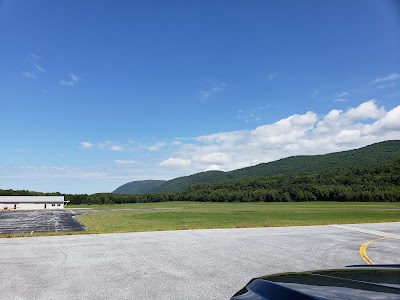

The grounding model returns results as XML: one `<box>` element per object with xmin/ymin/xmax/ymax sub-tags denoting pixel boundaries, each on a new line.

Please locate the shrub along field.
<box><xmin>72</xmin><ymin>201</ymin><xmax>400</xmax><ymax>234</ymax></box>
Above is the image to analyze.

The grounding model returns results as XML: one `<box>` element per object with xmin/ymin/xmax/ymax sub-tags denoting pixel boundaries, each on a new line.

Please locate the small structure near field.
<box><xmin>0</xmin><ymin>196</ymin><xmax>68</xmax><ymax>211</ymax></box>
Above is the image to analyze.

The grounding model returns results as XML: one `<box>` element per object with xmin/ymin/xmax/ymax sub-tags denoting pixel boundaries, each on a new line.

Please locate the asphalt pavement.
<box><xmin>0</xmin><ymin>222</ymin><xmax>399</xmax><ymax>299</ymax></box>
<box><xmin>0</xmin><ymin>210</ymin><xmax>86</xmax><ymax>234</ymax></box>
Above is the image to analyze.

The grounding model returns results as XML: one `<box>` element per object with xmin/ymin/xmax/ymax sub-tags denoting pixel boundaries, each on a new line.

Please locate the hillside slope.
<box><xmin>112</xmin><ymin>180</ymin><xmax>166</xmax><ymax>194</ymax></box>
<box><xmin>151</xmin><ymin>170</ymin><xmax>232</xmax><ymax>193</ymax></box>
<box><xmin>228</xmin><ymin>140</ymin><xmax>400</xmax><ymax>179</ymax></box>
<box><xmin>114</xmin><ymin>140</ymin><xmax>400</xmax><ymax>194</ymax></box>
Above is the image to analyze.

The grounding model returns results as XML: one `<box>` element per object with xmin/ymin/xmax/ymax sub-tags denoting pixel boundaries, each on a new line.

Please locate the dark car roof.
<box><xmin>231</xmin><ymin>266</ymin><xmax>400</xmax><ymax>300</ymax></box>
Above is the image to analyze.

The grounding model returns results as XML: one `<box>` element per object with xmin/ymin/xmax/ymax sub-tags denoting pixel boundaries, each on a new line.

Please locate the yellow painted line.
<box><xmin>359</xmin><ymin>236</ymin><xmax>390</xmax><ymax>265</ymax></box>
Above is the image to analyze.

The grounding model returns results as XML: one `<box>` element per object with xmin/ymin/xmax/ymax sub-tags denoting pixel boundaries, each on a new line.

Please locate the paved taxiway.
<box><xmin>1</xmin><ymin>222</ymin><xmax>399</xmax><ymax>299</ymax></box>
<box><xmin>0</xmin><ymin>210</ymin><xmax>86</xmax><ymax>234</ymax></box>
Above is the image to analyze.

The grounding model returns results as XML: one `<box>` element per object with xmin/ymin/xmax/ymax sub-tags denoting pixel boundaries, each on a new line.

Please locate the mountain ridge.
<box><xmin>112</xmin><ymin>140</ymin><xmax>400</xmax><ymax>194</ymax></box>
<box><xmin>112</xmin><ymin>180</ymin><xmax>166</xmax><ymax>195</ymax></box>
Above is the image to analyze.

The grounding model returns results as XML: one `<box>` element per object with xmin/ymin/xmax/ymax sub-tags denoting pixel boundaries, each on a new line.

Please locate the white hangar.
<box><xmin>0</xmin><ymin>196</ymin><xmax>68</xmax><ymax>211</ymax></box>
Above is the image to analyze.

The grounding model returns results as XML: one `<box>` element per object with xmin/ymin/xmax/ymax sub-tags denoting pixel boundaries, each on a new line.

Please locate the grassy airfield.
<box><xmin>70</xmin><ymin>201</ymin><xmax>400</xmax><ymax>234</ymax></box>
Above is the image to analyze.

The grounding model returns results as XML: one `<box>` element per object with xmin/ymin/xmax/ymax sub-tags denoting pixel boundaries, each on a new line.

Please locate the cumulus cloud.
<box><xmin>248</xmin><ymin>111</ymin><xmax>318</xmax><ymax>148</ymax></box>
<box><xmin>345</xmin><ymin>100</ymin><xmax>385</xmax><ymax>120</ymax></box>
<box><xmin>160</xmin><ymin>158</ymin><xmax>191</xmax><ymax>167</ymax></box>
<box><xmin>205</xmin><ymin>164</ymin><xmax>224</xmax><ymax>171</ymax></box>
<box><xmin>163</xmin><ymin>100</ymin><xmax>400</xmax><ymax>172</ymax></box>
<box><xmin>192</xmin><ymin>152</ymin><xmax>232</xmax><ymax>164</ymax></box>
<box><xmin>6</xmin><ymin>100</ymin><xmax>400</xmax><ymax>193</ymax></box>
<box><xmin>362</xmin><ymin>106</ymin><xmax>400</xmax><ymax>135</ymax></box>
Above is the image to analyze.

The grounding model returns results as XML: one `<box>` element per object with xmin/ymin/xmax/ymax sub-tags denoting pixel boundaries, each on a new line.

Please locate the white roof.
<box><xmin>0</xmin><ymin>196</ymin><xmax>65</xmax><ymax>203</ymax></box>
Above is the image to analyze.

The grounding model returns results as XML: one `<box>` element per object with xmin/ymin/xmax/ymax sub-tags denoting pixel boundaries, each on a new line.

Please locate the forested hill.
<box><xmin>112</xmin><ymin>180</ymin><xmax>166</xmax><ymax>194</ymax></box>
<box><xmin>227</xmin><ymin>140</ymin><xmax>400</xmax><ymax>179</ymax></box>
<box><xmin>150</xmin><ymin>170</ymin><xmax>232</xmax><ymax>194</ymax></box>
<box><xmin>8</xmin><ymin>141</ymin><xmax>400</xmax><ymax>197</ymax></box>
<box><xmin>123</xmin><ymin>140</ymin><xmax>400</xmax><ymax>194</ymax></box>
<box><xmin>179</xmin><ymin>158</ymin><xmax>400</xmax><ymax>202</ymax></box>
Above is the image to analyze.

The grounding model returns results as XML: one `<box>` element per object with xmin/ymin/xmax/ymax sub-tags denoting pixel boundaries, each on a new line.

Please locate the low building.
<box><xmin>0</xmin><ymin>196</ymin><xmax>68</xmax><ymax>210</ymax></box>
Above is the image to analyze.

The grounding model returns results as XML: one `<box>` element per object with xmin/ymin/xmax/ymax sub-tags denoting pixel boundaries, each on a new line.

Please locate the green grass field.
<box><xmin>71</xmin><ymin>201</ymin><xmax>400</xmax><ymax>234</ymax></box>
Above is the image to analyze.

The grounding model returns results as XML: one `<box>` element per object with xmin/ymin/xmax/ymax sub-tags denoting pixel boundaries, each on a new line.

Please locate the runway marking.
<box><xmin>330</xmin><ymin>224</ymin><xmax>400</xmax><ymax>265</ymax></box>
<box><xmin>331</xmin><ymin>224</ymin><xmax>400</xmax><ymax>239</ymax></box>
<box><xmin>359</xmin><ymin>236</ymin><xmax>390</xmax><ymax>265</ymax></box>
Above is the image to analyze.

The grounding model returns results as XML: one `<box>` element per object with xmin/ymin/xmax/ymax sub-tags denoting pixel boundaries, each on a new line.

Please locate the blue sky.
<box><xmin>1</xmin><ymin>0</ymin><xmax>400</xmax><ymax>194</ymax></box>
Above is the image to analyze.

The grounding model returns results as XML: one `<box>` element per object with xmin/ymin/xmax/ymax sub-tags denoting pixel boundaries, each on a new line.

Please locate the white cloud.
<box><xmin>205</xmin><ymin>164</ymin><xmax>224</xmax><ymax>171</ymax></box>
<box><xmin>196</xmin><ymin>130</ymin><xmax>247</xmax><ymax>145</ymax></box>
<box><xmin>192</xmin><ymin>152</ymin><xmax>232</xmax><ymax>164</ymax></box>
<box><xmin>332</xmin><ymin>91</ymin><xmax>350</xmax><ymax>102</ymax></box>
<box><xmin>70</xmin><ymin>73</ymin><xmax>79</xmax><ymax>82</ymax></box>
<box><xmin>171</xmin><ymin>141</ymin><xmax>182</xmax><ymax>146</ymax></box>
<box><xmin>160</xmin><ymin>158</ymin><xmax>191</xmax><ymax>167</ymax></box>
<box><xmin>80</xmin><ymin>142</ymin><xmax>93</xmax><ymax>149</ymax></box>
<box><xmin>337</xmin><ymin>92</ymin><xmax>349</xmax><ymax>98</ymax></box>
<box><xmin>80</xmin><ymin>140</ymin><xmax>153</xmax><ymax>152</ymax></box>
<box><xmin>362</xmin><ymin>106</ymin><xmax>400</xmax><ymax>135</ymax></box>
<box><xmin>28</xmin><ymin>53</ymin><xmax>40</xmax><ymax>60</ymax></box>
<box><xmin>5</xmin><ymin>100</ymin><xmax>400</xmax><ymax>194</ymax></box>
<box><xmin>60</xmin><ymin>73</ymin><xmax>80</xmax><ymax>86</ymax></box>
<box><xmin>110</xmin><ymin>145</ymin><xmax>125</xmax><ymax>151</ymax></box>
<box><xmin>33</xmin><ymin>63</ymin><xmax>46</xmax><ymax>73</ymax></box>
<box><xmin>381</xmin><ymin>106</ymin><xmax>400</xmax><ymax>129</ymax></box>
<box><xmin>97</xmin><ymin>141</ymin><xmax>113</xmax><ymax>150</ymax></box>
<box><xmin>148</xmin><ymin>142</ymin><xmax>166</xmax><ymax>151</ymax></box>
<box><xmin>238</xmin><ymin>106</ymin><xmax>269</xmax><ymax>123</ymax></box>
<box><xmin>80</xmin><ymin>141</ymin><xmax>129</xmax><ymax>151</ymax></box>
<box><xmin>80</xmin><ymin>140</ymin><xmax>170</xmax><ymax>152</ymax></box>
<box><xmin>371</xmin><ymin>73</ymin><xmax>400</xmax><ymax>84</ymax></box>
<box><xmin>251</xmin><ymin>111</ymin><xmax>317</xmax><ymax>139</ymax></box>
<box><xmin>312</xmin><ymin>90</ymin><xmax>319</xmax><ymax>96</ymax></box>
<box><xmin>345</xmin><ymin>100</ymin><xmax>385</xmax><ymax>120</ymax></box>
<box><xmin>376</xmin><ymin>82</ymin><xmax>397</xmax><ymax>89</ymax></box>
<box><xmin>333</xmin><ymin>98</ymin><xmax>349</xmax><ymax>102</ymax></box>
<box><xmin>165</xmin><ymin>100</ymin><xmax>400</xmax><ymax>172</ymax></box>
<box><xmin>22</xmin><ymin>71</ymin><xmax>37</xmax><ymax>79</ymax></box>
<box><xmin>199</xmin><ymin>81</ymin><xmax>226</xmax><ymax>102</ymax></box>
<box><xmin>238</xmin><ymin>112</ymin><xmax>260</xmax><ymax>123</ymax></box>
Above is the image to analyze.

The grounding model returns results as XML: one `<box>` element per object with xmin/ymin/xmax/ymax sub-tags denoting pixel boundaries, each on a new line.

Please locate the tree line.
<box><xmin>1</xmin><ymin>159</ymin><xmax>399</xmax><ymax>204</ymax></box>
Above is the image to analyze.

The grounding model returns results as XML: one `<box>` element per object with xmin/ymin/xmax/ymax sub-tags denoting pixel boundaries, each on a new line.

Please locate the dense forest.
<box><xmin>112</xmin><ymin>180</ymin><xmax>166</xmax><ymax>194</ymax></box>
<box><xmin>2</xmin><ymin>158</ymin><xmax>399</xmax><ymax>204</ymax></box>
